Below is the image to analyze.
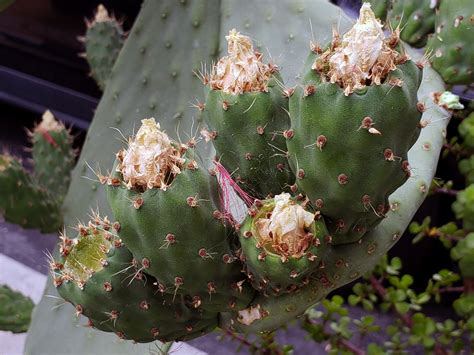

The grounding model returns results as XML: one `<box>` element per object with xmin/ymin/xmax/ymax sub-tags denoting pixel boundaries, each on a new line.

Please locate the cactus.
<box><xmin>0</xmin><ymin>285</ymin><xmax>34</xmax><ymax>333</ymax></box>
<box><xmin>287</xmin><ymin>3</ymin><xmax>423</xmax><ymax>244</ymax></box>
<box><xmin>202</xmin><ymin>29</ymin><xmax>293</xmax><ymax>198</ymax></box>
<box><xmin>388</xmin><ymin>0</ymin><xmax>438</xmax><ymax>48</ymax></box>
<box><xmin>51</xmin><ymin>214</ymin><xmax>218</xmax><ymax>342</ymax></box>
<box><xmin>81</xmin><ymin>4</ymin><xmax>125</xmax><ymax>90</ymax></box>
<box><xmin>367</xmin><ymin>0</ymin><xmax>391</xmax><ymax>20</ymax></box>
<box><xmin>239</xmin><ymin>193</ymin><xmax>329</xmax><ymax>295</ymax></box>
<box><xmin>427</xmin><ymin>0</ymin><xmax>474</xmax><ymax>85</ymax></box>
<box><xmin>0</xmin><ymin>153</ymin><xmax>62</xmax><ymax>232</ymax></box>
<box><xmin>29</xmin><ymin>110</ymin><xmax>76</xmax><ymax>204</ymax></box>
<box><xmin>25</xmin><ymin>0</ymin><xmax>449</xmax><ymax>352</ymax></box>
<box><xmin>453</xmin><ymin>184</ymin><xmax>474</xmax><ymax>231</ymax></box>
<box><xmin>105</xmin><ymin>118</ymin><xmax>255</xmax><ymax>313</ymax></box>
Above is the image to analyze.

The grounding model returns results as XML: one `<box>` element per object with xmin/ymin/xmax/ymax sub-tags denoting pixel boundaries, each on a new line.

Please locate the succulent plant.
<box><xmin>427</xmin><ymin>0</ymin><xmax>474</xmax><ymax>85</ymax></box>
<box><xmin>0</xmin><ymin>110</ymin><xmax>74</xmax><ymax>232</ymax></box>
<box><xmin>367</xmin><ymin>0</ymin><xmax>391</xmax><ymax>20</ymax></box>
<box><xmin>388</xmin><ymin>0</ymin><xmax>438</xmax><ymax>48</ymax></box>
<box><xmin>0</xmin><ymin>285</ymin><xmax>34</xmax><ymax>333</ymax></box>
<box><xmin>453</xmin><ymin>184</ymin><xmax>474</xmax><ymax>231</ymax></box>
<box><xmin>24</xmin><ymin>1</ymin><xmax>450</xmax><ymax>352</ymax></box>
<box><xmin>80</xmin><ymin>4</ymin><xmax>125</xmax><ymax>91</ymax></box>
<box><xmin>287</xmin><ymin>3</ymin><xmax>423</xmax><ymax>244</ymax></box>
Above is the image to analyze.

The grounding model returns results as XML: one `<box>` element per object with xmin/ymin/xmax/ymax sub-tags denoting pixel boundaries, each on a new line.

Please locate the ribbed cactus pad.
<box><xmin>0</xmin><ymin>285</ymin><xmax>34</xmax><ymax>333</ymax></box>
<box><xmin>388</xmin><ymin>0</ymin><xmax>437</xmax><ymax>48</ymax></box>
<box><xmin>427</xmin><ymin>0</ymin><xmax>474</xmax><ymax>85</ymax></box>
<box><xmin>82</xmin><ymin>5</ymin><xmax>125</xmax><ymax>91</ymax></box>
<box><xmin>0</xmin><ymin>153</ymin><xmax>62</xmax><ymax>232</ymax></box>
<box><xmin>30</xmin><ymin>111</ymin><xmax>76</xmax><ymax>204</ymax></box>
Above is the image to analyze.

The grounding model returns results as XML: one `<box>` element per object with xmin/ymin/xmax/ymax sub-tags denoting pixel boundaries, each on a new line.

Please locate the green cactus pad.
<box><xmin>82</xmin><ymin>5</ymin><xmax>125</xmax><ymax>90</ymax></box>
<box><xmin>30</xmin><ymin>111</ymin><xmax>76</xmax><ymax>204</ymax></box>
<box><xmin>287</xmin><ymin>5</ymin><xmax>423</xmax><ymax>244</ymax></box>
<box><xmin>388</xmin><ymin>0</ymin><xmax>437</xmax><ymax>48</ymax></box>
<box><xmin>0</xmin><ymin>153</ymin><xmax>62</xmax><ymax>232</ymax></box>
<box><xmin>239</xmin><ymin>194</ymin><xmax>330</xmax><ymax>295</ymax></box>
<box><xmin>53</xmin><ymin>217</ymin><xmax>218</xmax><ymax>342</ymax></box>
<box><xmin>203</xmin><ymin>30</ymin><xmax>293</xmax><ymax>198</ymax></box>
<box><xmin>0</xmin><ymin>285</ymin><xmax>34</xmax><ymax>333</ymax></box>
<box><xmin>427</xmin><ymin>0</ymin><xmax>474</xmax><ymax>85</ymax></box>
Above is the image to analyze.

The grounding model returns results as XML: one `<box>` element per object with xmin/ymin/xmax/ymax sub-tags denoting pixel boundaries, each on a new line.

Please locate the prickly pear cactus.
<box><xmin>0</xmin><ymin>153</ymin><xmax>62</xmax><ymax>232</ymax></box>
<box><xmin>26</xmin><ymin>0</ymin><xmax>449</xmax><ymax>353</ymax></box>
<box><xmin>0</xmin><ymin>285</ymin><xmax>34</xmax><ymax>333</ymax></box>
<box><xmin>51</xmin><ymin>214</ymin><xmax>218</xmax><ymax>342</ymax></box>
<box><xmin>239</xmin><ymin>193</ymin><xmax>329</xmax><ymax>295</ymax></box>
<box><xmin>287</xmin><ymin>3</ymin><xmax>423</xmax><ymax>244</ymax></box>
<box><xmin>105</xmin><ymin>118</ymin><xmax>255</xmax><ymax>313</ymax></box>
<box><xmin>388</xmin><ymin>0</ymin><xmax>437</xmax><ymax>47</ymax></box>
<box><xmin>29</xmin><ymin>110</ymin><xmax>76</xmax><ymax>204</ymax></box>
<box><xmin>427</xmin><ymin>0</ymin><xmax>474</xmax><ymax>85</ymax></box>
<box><xmin>81</xmin><ymin>4</ymin><xmax>125</xmax><ymax>90</ymax></box>
<box><xmin>202</xmin><ymin>29</ymin><xmax>293</xmax><ymax>198</ymax></box>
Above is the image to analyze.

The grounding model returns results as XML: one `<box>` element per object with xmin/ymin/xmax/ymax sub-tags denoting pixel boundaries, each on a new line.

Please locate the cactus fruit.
<box><xmin>29</xmin><ymin>110</ymin><xmax>76</xmax><ymax>204</ymax></box>
<box><xmin>367</xmin><ymin>0</ymin><xmax>391</xmax><ymax>20</ymax></box>
<box><xmin>453</xmin><ymin>184</ymin><xmax>474</xmax><ymax>231</ymax></box>
<box><xmin>105</xmin><ymin>118</ymin><xmax>255</xmax><ymax>312</ymax></box>
<box><xmin>202</xmin><ymin>29</ymin><xmax>293</xmax><ymax>198</ymax></box>
<box><xmin>388</xmin><ymin>0</ymin><xmax>438</xmax><ymax>48</ymax></box>
<box><xmin>239</xmin><ymin>193</ymin><xmax>329</xmax><ymax>295</ymax></box>
<box><xmin>427</xmin><ymin>0</ymin><xmax>474</xmax><ymax>85</ymax></box>
<box><xmin>81</xmin><ymin>5</ymin><xmax>125</xmax><ymax>90</ymax></box>
<box><xmin>287</xmin><ymin>3</ymin><xmax>423</xmax><ymax>244</ymax></box>
<box><xmin>0</xmin><ymin>153</ymin><xmax>62</xmax><ymax>232</ymax></box>
<box><xmin>0</xmin><ymin>285</ymin><xmax>34</xmax><ymax>333</ymax></box>
<box><xmin>51</xmin><ymin>214</ymin><xmax>218</xmax><ymax>342</ymax></box>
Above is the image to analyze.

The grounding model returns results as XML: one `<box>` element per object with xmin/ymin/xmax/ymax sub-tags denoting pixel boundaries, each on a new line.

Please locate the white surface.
<box><xmin>0</xmin><ymin>254</ymin><xmax>207</xmax><ymax>355</ymax></box>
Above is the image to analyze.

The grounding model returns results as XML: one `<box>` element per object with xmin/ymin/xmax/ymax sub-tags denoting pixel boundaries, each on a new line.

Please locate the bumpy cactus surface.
<box><xmin>288</xmin><ymin>3</ymin><xmax>423</xmax><ymax>244</ymax></box>
<box><xmin>81</xmin><ymin>4</ymin><xmax>125</xmax><ymax>90</ymax></box>
<box><xmin>388</xmin><ymin>0</ymin><xmax>437</xmax><ymax>47</ymax></box>
<box><xmin>202</xmin><ymin>30</ymin><xmax>293</xmax><ymax>197</ymax></box>
<box><xmin>29</xmin><ymin>110</ymin><xmax>76</xmax><ymax>204</ymax></box>
<box><xmin>26</xmin><ymin>1</ymin><xmax>450</xmax><ymax>353</ymax></box>
<box><xmin>367</xmin><ymin>0</ymin><xmax>390</xmax><ymax>20</ymax></box>
<box><xmin>0</xmin><ymin>285</ymin><xmax>34</xmax><ymax>333</ymax></box>
<box><xmin>427</xmin><ymin>0</ymin><xmax>474</xmax><ymax>85</ymax></box>
<box><xmin>0</xmin><ymin>153</ymin><xmax>62</xmax><ymax>232</ymax></box>
<box><xmin>105</xmin><ymin>118</ymin><xmax>255</xmax><ymax>313</ymax></box>
<box><xmin>52</xmin><ymin>215</ymin><xmax>218</xmax><ymax>342</ymax></box>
